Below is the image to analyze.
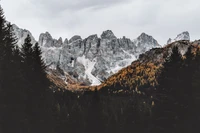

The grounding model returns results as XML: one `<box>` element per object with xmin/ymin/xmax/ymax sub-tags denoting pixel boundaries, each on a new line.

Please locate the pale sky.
<box><xmin>1</xmin><ymin>0</ymin><xmax>200</xmax><ymax>45</ymax></box>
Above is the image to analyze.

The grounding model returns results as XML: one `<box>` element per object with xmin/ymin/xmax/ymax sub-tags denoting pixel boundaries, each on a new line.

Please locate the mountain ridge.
<box><xmin>11</xmin><ymin>23</ymin><xmax>191</xmax><ymax>90</ymax></box>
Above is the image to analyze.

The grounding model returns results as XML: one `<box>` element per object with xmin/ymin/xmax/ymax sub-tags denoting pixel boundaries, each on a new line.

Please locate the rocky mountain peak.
<box><xmin>87</xmin><ymin>34</ymin><xmax>98</xmax><ymax>40</ymax></box>
<box><xmin>39</xmin><ymin>32</ymin><xmax>63</xmax><ymax>47</ymax></box>
<box><xmin>58</xmin><ymin>37</ymin><xmax>63</xmax><ymax>44</ymax></box>
<box><xmin>69</xmin><ymin>35</ymin><xmax>82</xmax><ymax>43</ymax></box>
<box><xmin>64</xmin><ymin>38</ymin><xmax>69</xmax><ymax>45</ymax></box>
<box><xmin>12</xmin><ymin>24</ymin><xmax>19</xmax><ymax>29</ymax></box>
<box><xmin>134</xmin><ymin>32</ymin><xmax>160</xmax><ymax>54</ymax></box>
<box><xmin>140</xmin><ymin>32</ymin><xmax>149</xmax><ymax>37</ymax></box>
<box><xmin>167</xmin><ymin>31</ymin><xmax>190</xmax><ymax>44</ymax></box>
<box><xmin>101</xmin><ymin>30</ymin><xmax>116</xmax><ymax>40</ymax></box>
<box><xmin>137</xmin><ymin>33</ymin><xmax>158</xmax><ymax>44</ymax></box>
<box><xmin>12</xmin><ymin>24</ymin><xmax>36</xmax><ymax>47</ymax></box>
<box><xmin>175</xmin><ymin>31</ymin><xmax>190</xmax><ymax>41</ymax></box>
<box><xmin>167</xmin><ymin>38</ymin><xmax>172</xmax><ymax>44</ymax></box>
<box><xmin>44</xmin><ymin>32</ymin><xmax>52</xmax><ymax>38</ymax></box>
<box><xmin>57</xmin><ymin>37</ymin><xmax>63</xmax><ymax>46</ymax></box>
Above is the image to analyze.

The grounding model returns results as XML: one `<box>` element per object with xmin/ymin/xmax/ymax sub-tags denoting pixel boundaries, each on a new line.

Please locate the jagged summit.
<box><xmin>137</xmin><ymin>32</ymin><xmax>159</xmax><ymax>44</ymax></box>
<box><xmin>87</xmin><ymin>34</ymin><xmax>98</xmax><ymax>40</ymax></box>
<box><xmin>101</xmin><ymin>30</ymin><xmax>116</xmax><ymax>40</ymax></box>
<box><xmin>176</xmin><ymin>31</ymin><xmax>190</xmax><ymax>40</ymax></box>
<box><xmin>64</xmin><ymin>38</ymin><xmax>69</xmax><ymax>45</ymax></box>
<box><xmin>139</xmin><ymin>32</ymin><xmax>150</xmax><ymax>37</ymax></box>
<box><xmin>39</xmin><ymin>32</ymin><xmax>63</xmax><ymax>47</ymax></box>
<box><xmin>69</xmin><ymin>35</ymin><xmax>82</xmax><ymax>43</ymax></box>
<box><xmin>12</xmin><ymin>24</ymin><xmax>163</xmax><ymax>86</ymax></box>
<box><xmin>134</xmin><ymin>32</ymin><xmax>160</xmax><ymax>54</ymax></box>
<box><xmin>58</xmin><ymin>37</ymin><xmax>63</xmax><ymax>42</ymax></box>
<box><xmin>167</xmin><ymin>31</ymin><xmax>190</xmax><ymax>44</ymax></box>
<box><xmin>167</xmin><ymin>38</ymin><xmax>172</xmax><ymax>44</ymax></box>
<box><xmin>12</xmin><ymin>24</ymin><xmax>36</xmax><ymax>47</ymax></box>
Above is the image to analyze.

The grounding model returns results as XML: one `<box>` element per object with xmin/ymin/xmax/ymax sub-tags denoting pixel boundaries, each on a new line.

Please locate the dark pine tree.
<box><xmin>0</xmin><ymin>5</ymin><xmax>30</xmax><ymax>133</ymax></box>
<box><xmin>32</xmin><ymin>42</ymin><xmax>49</xmax><ymax>88</ymax></box>
<box><xmin>0</xmin><ymin>5</ymin><xmax>8</xmax><ymax>91</ymax></box>
<box><xmin>21</xmin><ymin>34</ymin><xmax>33</xmax><ymax>79</ymax></box>
<box><xmin>21</xmin><ymin>39</ymin><xmax>54</xmax><ymax>133</ymax></box>
<box><xmin>20</xmin><ymin>35</ymin><xmax>35</xmax><ymax>129</ymax></box>
<box><xmin>32</xmin><ymin>42</ymin><xmax>53</xmax><ymax>123</ymax></box>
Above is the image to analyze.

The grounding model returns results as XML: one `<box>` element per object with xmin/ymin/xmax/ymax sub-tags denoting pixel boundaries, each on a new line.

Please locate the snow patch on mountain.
<box><xmin>77</xmin><ymin>55</ymin><xmax>101</xmax><ymax>85</ymax></box>
<box><xmin>109</xmin><ymin>50</ymin><xmax>136</xmax><ymax>74</ymax></box>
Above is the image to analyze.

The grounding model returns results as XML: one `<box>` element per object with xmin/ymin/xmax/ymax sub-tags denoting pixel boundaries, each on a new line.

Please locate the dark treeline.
<box><xmin>0</xmin><ymin>5</ymin><xmax>200</xmax><ymax>133</ymax></box>
<box><xmin>0</xmin><ymin>6</ymin><xmax>54</xmax><ymax>133</ymax></box>
<box><xmin>152</xmin><ymin>45</ymin><xmax>200</xmax><ymax>133</ymax></box>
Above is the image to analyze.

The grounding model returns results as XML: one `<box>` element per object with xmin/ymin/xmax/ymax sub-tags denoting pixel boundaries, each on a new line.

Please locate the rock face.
<box><xmin>13</xmin><ymin>25</ymin><xmax>162</xmax><ymax>86</ymax></box>
<box><xmin>69</xmin><ymin>35</ymin><xmax>82</xmax><ymax>43</ymax></box>
<box><xmin>167</xmin><ymin>31</ymin><xmax>190</xmax><ymax>44</ymax></box>
<box><xmin>101</xmin><ymin>30</ymin><xmax>117</xmax><ymax>39</ymax></box>
<box><xmin>135</xmin><ymin>33</ymin><xmax>160</xmax><ymax>53</ymax></box>
<box><xmin>39</xmin><ymin>32</ymin><xmax>63</xmax><ymax>47</ymax></box>
<box><xmin>12</xmin><ymin>24</ymin><xmax>37</xmax><ymax>47</ymax></box>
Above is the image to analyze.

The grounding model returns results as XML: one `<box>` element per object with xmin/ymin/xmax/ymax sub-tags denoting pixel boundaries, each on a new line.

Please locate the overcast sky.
<box><xmin>1</xmin><ymin>0</ymin><xmax>200</xmax><ymax>45</ymax></box>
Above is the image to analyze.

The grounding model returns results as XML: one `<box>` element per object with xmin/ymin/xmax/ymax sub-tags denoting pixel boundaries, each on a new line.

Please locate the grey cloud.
<box><xmin>30</xmin><ymin>0</ymin><xmax>131</xmax><ymax>13</ymax></box>
<box><xmin>2</xmin><ymin>0</ymin><xmax>200</xmax><ymax>45</ymax></box>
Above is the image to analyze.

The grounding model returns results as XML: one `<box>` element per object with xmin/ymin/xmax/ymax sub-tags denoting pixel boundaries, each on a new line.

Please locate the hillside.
<box><xmin>98</xmin><ymin>40</ymin><xmax>200</xmax><ymax>93</ymax></box>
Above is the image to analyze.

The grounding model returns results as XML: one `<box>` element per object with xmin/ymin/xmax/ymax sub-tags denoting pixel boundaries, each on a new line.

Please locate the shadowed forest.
<box><xmin>0</xmin><ymin>5</ymin><xmax>200</xmax><ymax>133</ymax></box>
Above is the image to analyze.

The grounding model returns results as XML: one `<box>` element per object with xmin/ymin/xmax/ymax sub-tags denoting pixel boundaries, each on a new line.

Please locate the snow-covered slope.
<box><xmin>12</xmin><ymin>24</ymin><xmax>162</xmax><ymax>86</ymax></box>
<box><xmin>77</xmin><ymin>55</ymin><xmax>101</xmax><ymax>85</ymax></box>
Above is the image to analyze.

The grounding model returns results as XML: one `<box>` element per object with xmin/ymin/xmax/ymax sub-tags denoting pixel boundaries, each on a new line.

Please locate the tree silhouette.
<box><xmin>0</xmin><ymin>5</ymin><xmax>30</xmax><ymax>133</ymax></box>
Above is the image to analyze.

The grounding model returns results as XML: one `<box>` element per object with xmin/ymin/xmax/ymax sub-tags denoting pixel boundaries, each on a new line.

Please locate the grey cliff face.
<box><xmin>69</xmin><ymin>35</ymin><xmax>82</xmax><ymax>43</ymax></box>
<box><xmin>101</xmin><ymin>30</ymin><xmax>117</xmax><ymax>40</ymax></box>
<box><xmin>134</xmin><ymin>33</ymin><xmax>160</xmax><ymax>56</ymax></box>
<box><xmin>12</xmin><ymin>24</ymin><xmax>162</xmax><ymax>86</ymax></box>
<box><xmin>12</xmin><ymin>24</ymin><xmax>37</xmax><ymax>47</ymax></box>
<box><xmin>39</xmin><ymin>32</ymin><xmax>63</xmax><ymax>47</ymax></box>
<box><xmin>64</xmin><ymin>38</ymin><xmax>69</xmax><ymax>46</ymax></box>
<box><xmin>167</xmin><ymin>38</ymin><xmax>172</xmax><ymax>44</ymax></box>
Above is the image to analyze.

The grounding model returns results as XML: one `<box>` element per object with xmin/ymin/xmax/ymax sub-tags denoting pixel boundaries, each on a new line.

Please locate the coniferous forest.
<box><xmin>0</xmin><ymin>5</ymin><xmax>200</xmax><ymax>133</ymax></box>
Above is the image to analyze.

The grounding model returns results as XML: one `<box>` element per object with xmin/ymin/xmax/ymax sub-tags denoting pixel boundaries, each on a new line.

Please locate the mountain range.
<box><xmin>11</xmin><ymin>24</ymin><xmax>191</xmax><ymax>90</ymax></box>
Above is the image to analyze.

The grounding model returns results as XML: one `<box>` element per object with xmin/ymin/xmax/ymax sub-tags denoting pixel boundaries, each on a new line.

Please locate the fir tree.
<box><xmin>21</xmin><ymin>34</ymin><xmax>33</xmax><ymax>67</ymax></box>
<box><xmin>0</xmin><ymin>5</ymin><xmax>30</xmax><ymax>133</ymax></box>
<box><xmin>21</xmin><ymin>39</ymin><xmax>54</xmax><ymax>133</ymax></box>
<box><xmin>33</xmin><ymin>43</ymin><xmax>46</xmax><ymax>73</ymax></box>
<box><xmin>32</xmin><ymin>42</ymin><xmax>50</xmax><ymax>89</ymax></box>
<box><xmin>0</xmin><ymin>6</ymin><xmax>7</xmax><ymax>60</ymax></box>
